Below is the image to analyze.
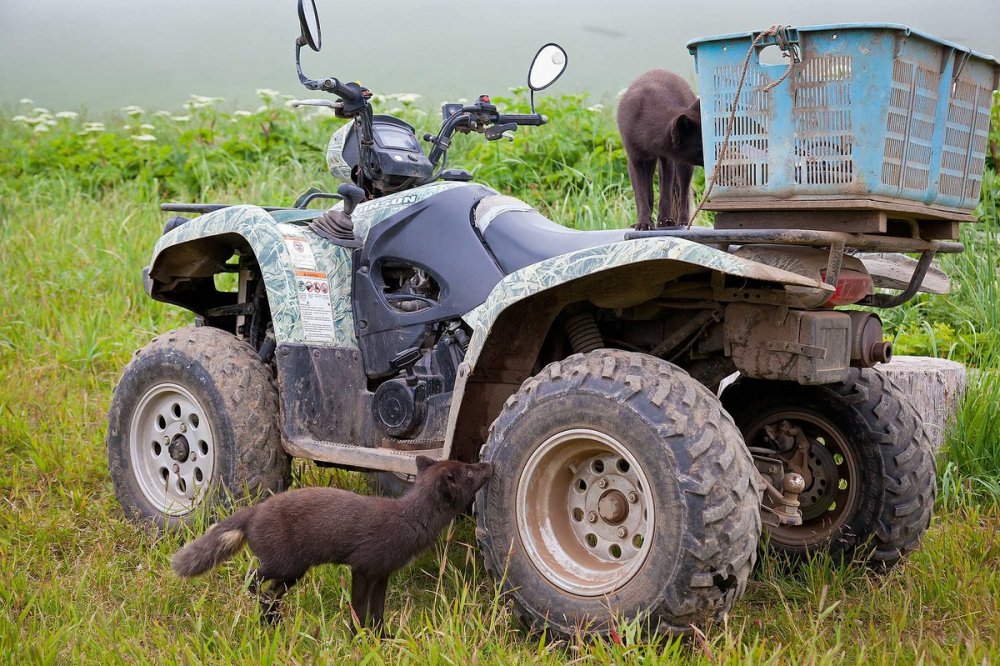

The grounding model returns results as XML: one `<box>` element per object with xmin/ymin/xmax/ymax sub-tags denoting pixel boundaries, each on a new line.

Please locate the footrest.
<box><xmin>283</xmin><ymin>437</ymin><xmax>444</xmax><ymax>475</ymax></box>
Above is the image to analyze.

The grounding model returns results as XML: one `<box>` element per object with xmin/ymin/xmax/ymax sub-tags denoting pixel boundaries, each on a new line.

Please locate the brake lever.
<box><xmin>484</xmin><ymin>122</ymin><xmax>517</xmax><ymax>141</ymax></box>
<box><xmin>291</xmin><ymin>98</ymin><xmax>348</xmax><ymax>117</ymax></box>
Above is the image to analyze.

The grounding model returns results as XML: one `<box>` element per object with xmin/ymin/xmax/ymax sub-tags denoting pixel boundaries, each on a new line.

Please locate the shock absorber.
<box><xmin>565</xmin><ymin>312</ymin><xmax>603</xmax><ymax>354</ymax></box>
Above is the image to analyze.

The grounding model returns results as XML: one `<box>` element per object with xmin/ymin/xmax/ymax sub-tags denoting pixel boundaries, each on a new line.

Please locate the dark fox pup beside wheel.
<box><xmin>172</xmin><ymin>456</ymin><xmax>493</xmax><ymax>632</ymax></box>
<box><xmin>618</xmin><ymin>69</ymin><xmax>704</xmax><ymax>229</ymax></box>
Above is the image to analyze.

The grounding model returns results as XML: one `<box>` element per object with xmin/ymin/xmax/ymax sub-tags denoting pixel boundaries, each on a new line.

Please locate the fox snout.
<box><xmin>475</xmin><ymin>462</ymin><xmax>494</xmax><ymax>487</ymax></box>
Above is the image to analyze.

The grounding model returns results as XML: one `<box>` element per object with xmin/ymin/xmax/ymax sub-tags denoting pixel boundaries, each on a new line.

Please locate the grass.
<box><xmin>2</xmin><ymin>92</ymin><xmax>1000</xmax><ymax>663</ymax></box>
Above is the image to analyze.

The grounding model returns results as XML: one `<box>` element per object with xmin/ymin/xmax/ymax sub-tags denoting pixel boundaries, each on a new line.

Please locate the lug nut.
<box><xmin>627</xmin><ymin>492</ymin><xmax>638</xmax><ymax>503</ymax></box>
<box><xmin>179</xmin><ymin>423</ymin><xmax>187</xmax><ymax>433</ymax></box>
<box><xmin>163</xmin><ymin>436</ymin><xmax>170</xmax><ymax>445</ymax></box>
<box><xmin>617</xmin><ymin>527</ymin><xmax>628</xmax><ymax>538</ymax></box>
<box><xmin>172</xmin><ymin>463</ymin><xmax>180</xmax><ymax>473</ymax></box>
<box><xmin>598</xmin><ymin>478</ymin><xmax>608</xmax><ymax>489</ymax></box>
<box><xmin>587</xmin><ymin>511</ymin><xmax>598</xmax><ymax>523</ymax></box>
<box><xmin>190</xmin><ymin>454</ymin><xmax>197</xmax><ymax>462</ymax></box>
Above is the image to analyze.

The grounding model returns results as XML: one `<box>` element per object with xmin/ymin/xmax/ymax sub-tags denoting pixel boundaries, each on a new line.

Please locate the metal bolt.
<box><xmin>172</xmin><ymin>463</ymin><xmax>180</xmax><ymax>473</ymax></box>
<box><xmin>163</xmin><ymin>436</ymin><xmax>170</xmax><ymax>445</ymax></box>
<box><xmin>598</xmin><ymin>478</ymin><xmax>608</xmax><ymax>489</ymax></box>
<box><xmin>179</xmin><ymin>423</ymin><xmax>187</xmax><ymax>433</ymax></box>
<box><xmin>190</xmin><ymin>454</ymin><xmax>197</xmax><ymax>462</ymax></box>
<box><xmin>617</xmin><ymin>527</ymin><xmax>628</xmax><ymax>539</ymax></box>
<box><xmin>627</xmin><ymin>491</ymin><xmax>638</xmax><ymax>503</ymax></box>
<box><xmin>587</xmin><ymin>511</ymin><xmax>598</xmax><ymax>523</ymax></box>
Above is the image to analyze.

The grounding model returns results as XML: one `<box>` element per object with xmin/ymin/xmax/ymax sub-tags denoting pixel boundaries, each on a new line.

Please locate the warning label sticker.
<box><xmin>283</xmin><ymin>236</ymin><xmax>318</xmax><ymax>271</ymax></box>
<box><xmin>294</xmin><ymin>270</ymin><xmax>335</xmax><ymax>341</ymax></box>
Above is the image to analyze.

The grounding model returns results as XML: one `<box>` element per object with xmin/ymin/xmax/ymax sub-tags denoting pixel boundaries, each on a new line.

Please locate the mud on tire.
<box><xmin>721</xmin><ymin>368</ymin><xmax>935</xmax><ymax>568</ymax></box>
<box><xmin>476</xmin><ymin>350</ymin><xmax>761</xmax><ymax>638</ymax></box>
<box><xmin>107</xmin><ymin>326</ymin><xmax>291</xmax><ymax>530</ymax></box>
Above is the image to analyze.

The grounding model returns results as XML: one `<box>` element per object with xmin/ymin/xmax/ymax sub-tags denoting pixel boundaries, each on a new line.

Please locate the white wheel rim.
<box><xmin>128</xmin><ymin>382</ymin><xmax>216</xmax><ymax>516</ymax></box>
<box><xmin>516</xmin><ymin>428</ymin><xmax>654</xmax><ymax>597</ymax></box>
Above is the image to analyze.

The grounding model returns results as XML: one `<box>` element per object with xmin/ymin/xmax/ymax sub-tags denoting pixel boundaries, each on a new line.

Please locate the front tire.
<box><xmin>721</xmin><ymin>369</ymin><xmax>935</xmax><ymax>568</ymax></box>
<box><xmin>476</xmin><ymin>350</ymin><xmax>761</xmax><ymax>638</ymax></box>
<box><xmin>107</xmin><ymin>326</ymin><xmax>291</xmax><ymax>529</ymax></box>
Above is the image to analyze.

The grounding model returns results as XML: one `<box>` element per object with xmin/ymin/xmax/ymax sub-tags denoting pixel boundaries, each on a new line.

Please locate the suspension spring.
<box><xmin>565</xmin><ymin>312</ymin><xmax>604</xmax><ymax>353</ymax></box>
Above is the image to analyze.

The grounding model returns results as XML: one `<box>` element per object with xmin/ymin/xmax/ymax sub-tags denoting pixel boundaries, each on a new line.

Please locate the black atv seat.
<box><xmin>474</xmin><ymin>195</ymin><xmax>627</xmax><ymax>274</ymax></box>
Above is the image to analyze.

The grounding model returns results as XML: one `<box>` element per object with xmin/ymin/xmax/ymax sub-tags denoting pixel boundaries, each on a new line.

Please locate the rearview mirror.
<box><xmin>297</xmin><ymin>0</ymin><xmax>322</xmax><ymax>52</ymax></box>
<box><xmin>528</xmin><ymin>43</ymin><xmax>567</xmax><ymax>91</ymax></box>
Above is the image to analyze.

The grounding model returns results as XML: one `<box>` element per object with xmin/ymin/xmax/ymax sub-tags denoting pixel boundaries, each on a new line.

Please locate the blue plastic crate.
<box><xmin>687</xmin><ymin>24</ymin><xmax>1000</xmax><ymax>218</ymax></box>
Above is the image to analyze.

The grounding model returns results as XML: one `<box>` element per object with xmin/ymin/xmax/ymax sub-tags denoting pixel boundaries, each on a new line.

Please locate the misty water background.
<box><xmin>1</xmin><ymin>0</ymin><xmax>998</xmax><ymax>113</ymax></box>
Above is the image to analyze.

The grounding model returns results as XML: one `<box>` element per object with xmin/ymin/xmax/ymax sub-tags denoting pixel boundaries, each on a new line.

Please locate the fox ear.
<box><xmin>415</xmin><ymin>455</ymin><xmax>436</xmax><ymax>473</ymax></box>
<box><xmin>671</xmin><ymin>107</ymin><xmax>700</xmax><ymax>145</ymax></box>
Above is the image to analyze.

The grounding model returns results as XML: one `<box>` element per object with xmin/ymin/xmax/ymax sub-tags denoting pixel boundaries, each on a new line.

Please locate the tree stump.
<box><xmin>876</xmin><ymin>355</ymin><xmax>968</xmax><ymax>454</ymax></box>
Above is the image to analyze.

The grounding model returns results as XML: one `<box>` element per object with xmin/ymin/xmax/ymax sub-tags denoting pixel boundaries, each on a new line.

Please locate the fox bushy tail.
<box><xmin>172</xmin><ymin>508</ymin><xmax>255</xmax><ymax>577</ymax></box>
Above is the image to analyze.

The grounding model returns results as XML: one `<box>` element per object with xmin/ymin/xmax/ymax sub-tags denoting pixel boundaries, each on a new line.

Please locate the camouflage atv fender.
<box><xmin>147</xmin><ymin>183</ymin><xmax>476</xmax><ymax>347</ymax></box>
<box><xmin>443</xmin><ymin>237</ymin><xmax>833</xmax><ymax>456</ymax></box>
<box><xmin>148</xmin><ymin>204</ymin><xmax>357</xmax><ymax>346</ymax></box>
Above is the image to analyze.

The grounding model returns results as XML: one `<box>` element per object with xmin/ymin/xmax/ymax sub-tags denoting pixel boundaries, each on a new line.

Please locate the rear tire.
<box><xmin>107</xmin><ymin>326</ymin><xmax>291</xmax><ymax>530</ymax></box>
<box><xmin>721</xmin><ymin>369</ymin><xmax>935</xmax><ymax>568</ymax></box>
<box><xmin>476</xmin><ymin>350</ymin><xmax>761</xmax><ymax>638</ymax></box>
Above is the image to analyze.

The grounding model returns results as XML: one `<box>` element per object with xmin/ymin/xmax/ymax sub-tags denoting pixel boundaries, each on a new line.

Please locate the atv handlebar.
<box><xmin>424</xmin><ymin>100</ymin><xmax>548</xmax><ymax>168</ymax></box>
<box><xmin>497</xmin><ymin>113</ymin><xmax>548</xmax><ymax>126</ymax></box>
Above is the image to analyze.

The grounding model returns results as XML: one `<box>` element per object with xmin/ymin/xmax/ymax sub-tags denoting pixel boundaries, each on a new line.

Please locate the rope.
<box><xmin>687</xmin><ymin>24</ymin><xmax>798</xmax><ymax>228</ymax></box>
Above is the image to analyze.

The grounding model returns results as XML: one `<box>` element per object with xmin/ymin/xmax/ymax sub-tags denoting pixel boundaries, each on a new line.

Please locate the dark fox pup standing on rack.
<box><xmin>618</xmin><ymin>69</ymin><xmax>704</xmax><ymax>229</ymax></box>
<box><xmin>172</xmin><ymin>456</ymin><xmax>493</xmax><ymax>632</ymax></box>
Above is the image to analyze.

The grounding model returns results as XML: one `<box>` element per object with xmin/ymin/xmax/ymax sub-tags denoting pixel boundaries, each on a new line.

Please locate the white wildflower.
<box><xmin>586</xmin><ymin>104</ymin><xmax>605</xmax><ymax>113</ymax></box>
<box><xmin>45</xmin><ymin>119</ymin><xmax>57</xmax><ymax>127</ymax></box>
<box><xmin>33</xmin><ymin>108</ymin><xmax>51</xmax><ymax>116</ymax></box>
<box><xmin>256</xmin><ymin>88</ymin><xmax>281</xmax><ymax>101</ymax></box>
<box><xmin>139</xmin><ymin>123</ymin><xmax>155</xmax><ymax>130</ymax></box>
<box><xmin>171</xmin><ymin>115</ymin><xmax>191</xmax><ymax>122</ymax></box>
<box><xmin>34</xmin><ymin>124</ymin><xmax>49</xmax><ymax>133</ymax></box>
<box><xmin>81</xmin><ymin>122</ymin><xmax>106</xmax><ymax>134</ymax></box>
<box><xmin>190</xmin><ymin>94</ymin><xmax>223</xmax><ymax>105</ymax></box>
<box><xmin>132</xmin><ymin>133</ymin><xmax>157</xmax><ymax>142</ymax></box>
<box><xmin>154</xmin><ymin>110</ymin><xmax>172</xmax><ymax>117</ymax></box>
<box><xmin>11</xmin><ymin>115</ymin><xmax>30</xmax><ymax>123</ymax></box>
<box><xmin>394</xmin><ymin>93</ymin><xmax>421</xmax><ymax>105</ymax></box>
<box><xmin>55</xmin><ymin>111</ymin><xmax>79</xmax><ymax>120</ymax></box>
<box><xmin>18</xmin><ymin>98</ymin><xmax>34</xmax><ymax>105</ymax></box>
<box><xmin>121</xmin><ymin>105</ymin><xmax>144</xmax><ymax>117</ymax></box>
<box><xmin>233</xmin><ymin>110</ymin><xmax>252</xmax><ymax>117</ymax></box>
<box><xmin>123</xmin><ymin>124</ymin><xmax>132</xmax><ymax>131</ymax></box>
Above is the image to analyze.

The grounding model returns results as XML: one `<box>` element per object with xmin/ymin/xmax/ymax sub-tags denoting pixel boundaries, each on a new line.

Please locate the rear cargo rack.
<box><xmin>625</xmin><ymin>227</ymin><xmax>962</xmax><ymax>308</ymax></box>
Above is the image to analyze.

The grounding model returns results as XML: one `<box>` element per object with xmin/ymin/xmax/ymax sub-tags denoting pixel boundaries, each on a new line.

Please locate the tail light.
<box><xmin>820</xmin><ymin>269</ymin><xmax>873</xmax><ymax>306</ymax></box>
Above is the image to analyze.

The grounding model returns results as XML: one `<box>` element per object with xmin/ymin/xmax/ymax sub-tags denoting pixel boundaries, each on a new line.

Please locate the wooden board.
<box><xmin>705</xmin><ymin>195</ymin><xmax>977</xmax><ymax>224</ymax></box>
<box><xmin>715</xmin><ymin>210</ymin><xmax>888</xmax><ymax>234</ymax></box>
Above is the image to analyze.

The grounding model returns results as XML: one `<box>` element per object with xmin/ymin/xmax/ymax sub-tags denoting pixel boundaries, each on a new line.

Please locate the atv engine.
<box><xmin>371</xmin><ymin>322</ymin><xmax>468</xmax><ymax>439</ymax></box>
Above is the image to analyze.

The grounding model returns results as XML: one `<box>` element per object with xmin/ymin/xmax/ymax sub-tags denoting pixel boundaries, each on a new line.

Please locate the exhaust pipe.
<box><xmin>847</xmin><ymin>312</ymin><xmax>892</xmax><ymax>367</ymax></box>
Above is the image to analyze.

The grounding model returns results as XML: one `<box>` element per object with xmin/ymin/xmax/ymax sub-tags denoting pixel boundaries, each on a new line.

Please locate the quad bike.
<box><xmin>107</xmin><ymin>2</ymin><xmax>963</xmax><ymax>638</ymax></box>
